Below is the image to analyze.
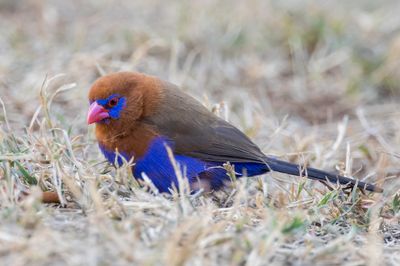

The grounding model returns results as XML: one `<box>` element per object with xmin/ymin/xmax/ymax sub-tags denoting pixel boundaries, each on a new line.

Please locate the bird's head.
<box><xmin>87</xmin><ymin>72</ymin><xmax>162</xmax><ymax>129</ymax></box>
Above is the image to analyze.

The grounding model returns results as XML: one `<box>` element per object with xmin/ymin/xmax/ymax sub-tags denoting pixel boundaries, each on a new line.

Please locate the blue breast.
<box><xmin>99</xmin><ymin>137</ymin><xmax>268</xmax><ymax>193</ymax></box>
<box><xmin>99</xmin><ymin>144</ymin><xmax>130</xmax><ymax>166</ymax></box>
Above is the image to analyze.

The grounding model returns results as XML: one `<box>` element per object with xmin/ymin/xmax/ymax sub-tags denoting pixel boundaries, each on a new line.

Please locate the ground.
<box><xmin>0</xmin><ymin>0</ymin><xmax>400</xmax><ymax>265</ymax></box>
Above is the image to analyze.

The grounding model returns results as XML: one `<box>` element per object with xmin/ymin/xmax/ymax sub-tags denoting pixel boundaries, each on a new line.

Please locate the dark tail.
<box><xmin>263</xmin><ymin>156</ymin><xmax>383</xmax><ymax>193</ymax></box>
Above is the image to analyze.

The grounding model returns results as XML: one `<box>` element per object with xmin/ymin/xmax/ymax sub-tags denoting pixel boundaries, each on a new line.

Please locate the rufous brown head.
<box><xmin>87</xmin><ymin>72</ymin><xmax>162</xmax><ymax>130</ymax></box>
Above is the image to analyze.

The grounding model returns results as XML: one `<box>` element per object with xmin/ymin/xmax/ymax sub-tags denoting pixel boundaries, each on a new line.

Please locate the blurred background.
<box><xmin>1</xmin><ymin>1</ymin><xmax>400</xmax><ymax>265</ymax></box>
<box><xmin>1</xmin><ymin>0</ymin><xmax>400</xmax><ymax>171</ymax></box>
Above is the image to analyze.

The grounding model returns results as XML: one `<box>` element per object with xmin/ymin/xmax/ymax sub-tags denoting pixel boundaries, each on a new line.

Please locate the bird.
<box><xmin>87</xmin><ymin>72</ymin><xmax>382</xmax><ymax>193</ymax></box>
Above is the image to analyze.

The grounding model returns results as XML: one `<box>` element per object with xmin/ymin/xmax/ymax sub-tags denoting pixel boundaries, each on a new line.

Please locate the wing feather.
<box><xmin>143</xmin><ymin>81</ymin><xmax>265</xmax><ymax>164</ymax></box>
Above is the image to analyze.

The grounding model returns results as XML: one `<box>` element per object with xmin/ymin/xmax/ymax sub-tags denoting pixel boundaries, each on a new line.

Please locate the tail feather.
<box><xmin>264</xmin><ymin>157</ymin><xmax>383</xmax><ymax>193</ymax></box>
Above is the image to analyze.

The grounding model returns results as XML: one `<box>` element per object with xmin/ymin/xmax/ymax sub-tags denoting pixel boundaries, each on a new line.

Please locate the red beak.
<box><xmin>87</xmin><ymin>102</ymin><xmax>110</xmax><ymax>124</ymax></box>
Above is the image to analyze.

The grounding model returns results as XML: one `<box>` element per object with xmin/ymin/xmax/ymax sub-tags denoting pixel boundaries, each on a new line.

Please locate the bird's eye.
<box><xmin>108</xmin><ymin>97</ymin><xmax>119</xmax><ymax>108</ymax></box>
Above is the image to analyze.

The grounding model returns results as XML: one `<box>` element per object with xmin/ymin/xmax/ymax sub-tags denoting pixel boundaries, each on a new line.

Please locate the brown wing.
<box><xmin>142</xmin><ymin>81</ymin><xmax>265</xmax><ymax>164</ymax></box>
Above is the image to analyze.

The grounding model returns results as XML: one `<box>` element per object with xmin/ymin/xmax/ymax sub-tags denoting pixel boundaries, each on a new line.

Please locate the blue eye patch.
<box><xmin>96</xmin><ymin>94</ymin><xmax>127</xmax><ymax>120</ymax></box>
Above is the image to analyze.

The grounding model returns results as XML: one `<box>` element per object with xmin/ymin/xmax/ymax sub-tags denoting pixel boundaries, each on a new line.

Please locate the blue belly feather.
<box><xmin>99</xmin><ymin>137</ymin><xmax>268</xmax><ymax>193</ymax></box>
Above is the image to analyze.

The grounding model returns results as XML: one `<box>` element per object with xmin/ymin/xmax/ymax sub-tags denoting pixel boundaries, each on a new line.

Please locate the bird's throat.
<box><xmin>95</xmin><ymin>121</ymin><xmax>159</xmax><ymax>162</ymax></box>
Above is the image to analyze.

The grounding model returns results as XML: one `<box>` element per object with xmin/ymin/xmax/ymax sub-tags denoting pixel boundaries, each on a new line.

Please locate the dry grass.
<box><xmin>1</xmin><ymin>0</ymin><xmax>400</xmax><ymax>265</ymax></box>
